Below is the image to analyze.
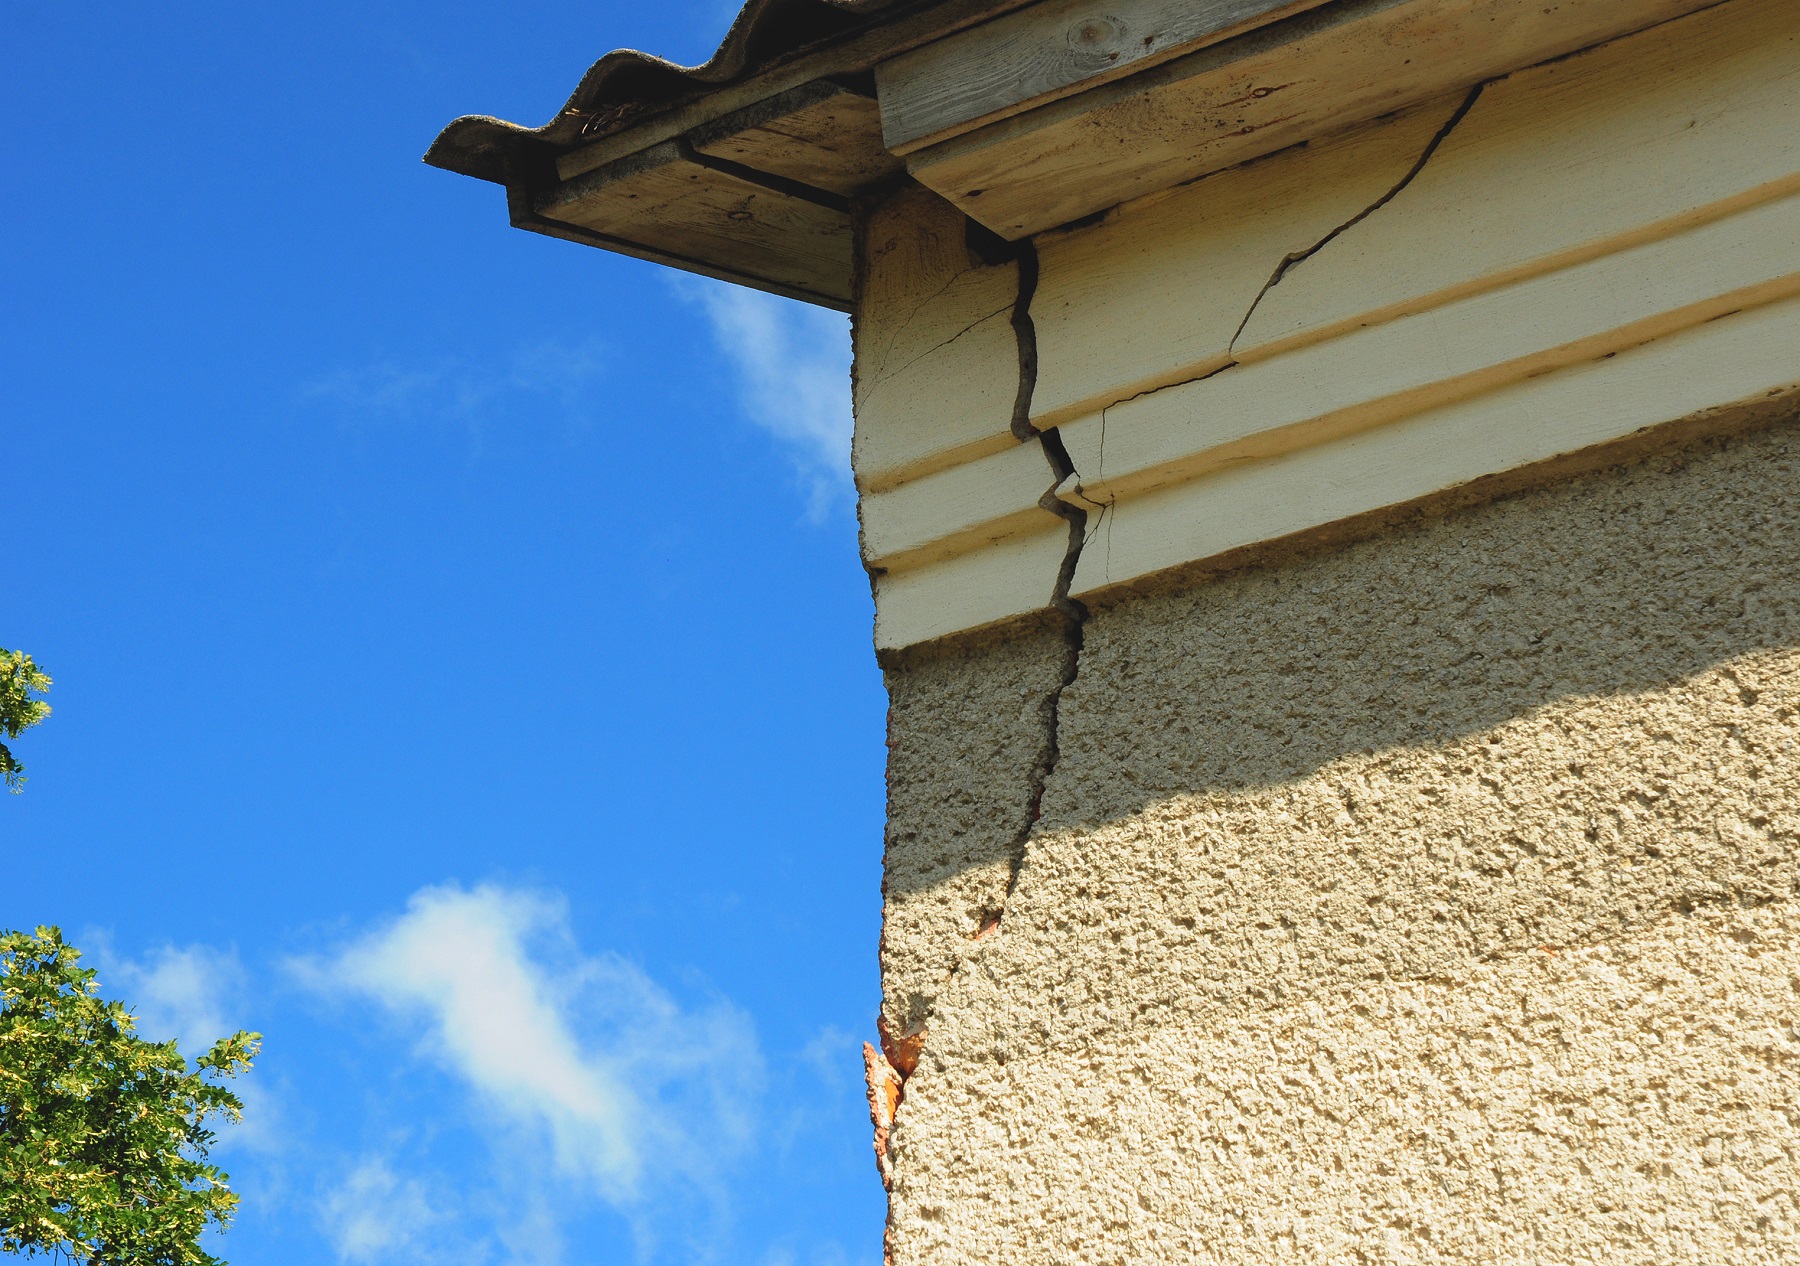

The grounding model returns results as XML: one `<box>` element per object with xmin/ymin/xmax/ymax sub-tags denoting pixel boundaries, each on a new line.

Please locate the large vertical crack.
<box><xmin>868</xmin><ymin>230</ymin><xmax>1093</xmax><ymax>1213</ymax></box>
<box><xmin>1011</xmin><ymin>239</ymin><xmax>1091</xmax><ymax>899</ymax></box>
<box><xmin>871</xmin><ymin>86</ymin><xmax>1494</xmax><ymax>1230</ymax></box>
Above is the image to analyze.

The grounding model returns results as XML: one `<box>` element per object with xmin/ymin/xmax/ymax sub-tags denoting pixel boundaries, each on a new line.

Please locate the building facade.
<box><xmin>433</xmin><ymin>0</ymin><xmax>1800</xmax><ymax>1259</ymax></box>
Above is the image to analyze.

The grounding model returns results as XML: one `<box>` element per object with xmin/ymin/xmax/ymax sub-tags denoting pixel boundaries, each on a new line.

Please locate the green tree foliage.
<box><xmin>0</xmin><ymin>651</ymin><xmax>52</xmax><ymax>793</ymax></box>
<box><xmin>0</xmin><ymin>928</ymin><xmax>259</xmax><ymax>1265</ymax></box>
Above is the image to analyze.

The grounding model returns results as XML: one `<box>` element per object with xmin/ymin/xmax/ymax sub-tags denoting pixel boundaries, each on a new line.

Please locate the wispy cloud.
<box><xmin>680</xmin><ymin>280</ymin><xmax>853</xmax><ymax>517</ymax></box>
<box><xmin>299</xmin><ymin>884</ymin><xmax>762</xmax><ymax>1260</ymax></box>
<box><xmin>299</xmin><ymin>339</ymin><xmax>609</xmax><ymax>440</ymax></box>
<box><xmin>98</xmin><ymin>941</ymin><xmax>245</xmax><ymax>1058</ymax></box>
<box><xmin>321</xmin><ymin>1158</ymin><xmax>443</xmax><ymax>1263</ymax></box>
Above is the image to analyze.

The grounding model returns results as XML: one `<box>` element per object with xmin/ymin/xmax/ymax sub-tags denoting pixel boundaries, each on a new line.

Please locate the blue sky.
<box><xmin>3</xmin><ymin>4</ymin><xmax>886</xmax><ymax>1263</ymax></box>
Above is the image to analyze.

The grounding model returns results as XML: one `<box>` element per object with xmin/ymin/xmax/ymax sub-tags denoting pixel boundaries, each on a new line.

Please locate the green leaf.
<box><xmin>0</xmin><ymin>927</ymin><xmax>260</xmax><ymax>1264</ymax></box>
<box><xmin>0</xmin><ymin>649</ymin><xmax>52</xmax><ymax>793</ymax></box>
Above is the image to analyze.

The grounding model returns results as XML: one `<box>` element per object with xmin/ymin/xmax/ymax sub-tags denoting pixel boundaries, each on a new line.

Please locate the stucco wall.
<box><xmin>880</xmin><ymin>622</ymin><xmax>1074</xmax><ymax>1043</ymax></box>
<box><xmin>879</xmin><ymin>415</ymin><xmax>1800</xmax><ymax>1263</ymax></box>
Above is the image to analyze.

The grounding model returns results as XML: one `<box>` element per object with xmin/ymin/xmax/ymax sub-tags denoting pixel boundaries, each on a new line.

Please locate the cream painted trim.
<box><xmin>861</xmin><ymin>438</ymin><xmax>1061</xmax><ymax>573</ymax></box>
<box><xmin>1031</xmin><ymin>0</ymin><xmax>1800</xmax><ymax>434</ymax></box>
<box><xmin>1070</xmin><ymin>294</ymin><xmax>1800</xmax><ymax>598</ymax></box>
<box><xmin>853</xmin><ymin>0</ymin><xmax>1800</xmax><ymax>649</ymax></box>
<box><xmin>863</xmin><ymin>178</ymin><xmax>1800</xmax><ymax>610</ymax></box>
<box><xmin>874</xmin><ymin>524</ymin><xmax>1070</xmax><ymax>651</ymax></box>
<box><xmin>1056</xmin><ymin>191</ymin><xmax>1800</xmax><ymax>511</ymax></box>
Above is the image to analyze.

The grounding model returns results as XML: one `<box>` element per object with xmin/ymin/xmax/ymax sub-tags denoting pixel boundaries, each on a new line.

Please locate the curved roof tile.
<box><xmin>425</xmin><ymin>0</ymin><xmax>899</xmax><ymax>185</ymax></box>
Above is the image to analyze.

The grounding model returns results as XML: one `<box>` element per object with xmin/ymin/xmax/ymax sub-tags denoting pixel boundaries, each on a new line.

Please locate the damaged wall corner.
<box><xmin>847</xmin><ymin>1</ymin><xmax>1800</xmax><ymax>1259</ymax></box>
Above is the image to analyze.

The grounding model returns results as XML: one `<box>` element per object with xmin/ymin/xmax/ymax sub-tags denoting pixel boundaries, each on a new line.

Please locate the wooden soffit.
<box><xmin>430</xmin><ymin>0</ymin><xmax>1729</xmax><ymax>303</ymax></box>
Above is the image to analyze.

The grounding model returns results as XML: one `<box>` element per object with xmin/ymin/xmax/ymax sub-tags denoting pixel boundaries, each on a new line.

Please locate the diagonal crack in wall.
<box><xmin>1227</xmin><ymin>81</ymin><xmax>1490</xmax><ymax>358</ymax></box>
<box><xmin>1041</xmin><ymin>80</ymin><xmax>1494</xmax><ymax>533</ymax></box>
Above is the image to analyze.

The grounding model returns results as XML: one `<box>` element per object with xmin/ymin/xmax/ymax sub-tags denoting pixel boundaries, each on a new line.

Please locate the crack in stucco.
<box><xmin>1013</xmin><ymin>240</ymin><xmax>1092</xmax><ymax>904</ymax></box>
<box><xmin>877</xmin><ymin>90</ymin><xmax>1492</xmax><ymax>1100</ymax></box>
<box><xmin>924</xmin><ymin>86</ymin><xmax>1495</xmax><ymax>978</ymax></box>
<box><xmin>874</xmin><ymin>235</ymin><xmax>1092</xmax><ymax>1119</ymax></box>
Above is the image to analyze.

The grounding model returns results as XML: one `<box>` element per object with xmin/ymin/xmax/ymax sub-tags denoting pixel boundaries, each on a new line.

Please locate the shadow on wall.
<box><xmin>1053</xmin><ymin>401</ymin><xmax>1800</xmax><ymax>820</ymax></box>
<box><xmin>879</xmin><ymin>397</ymin><xmax>1800</xmax><ymax>1041</ymax></box>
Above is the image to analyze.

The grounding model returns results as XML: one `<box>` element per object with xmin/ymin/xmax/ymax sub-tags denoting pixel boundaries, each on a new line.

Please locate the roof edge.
<box><xmin>423</xmin><ymin>0</ymin><xmax>899</xmax><ymax>184</ymax></box>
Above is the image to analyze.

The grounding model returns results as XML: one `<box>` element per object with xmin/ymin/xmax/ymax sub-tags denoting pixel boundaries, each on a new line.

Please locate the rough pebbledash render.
<box><xmin>878</xmin><ymin>415</ymin><xmax>1800</xmax><ymax>1262</ymax></box>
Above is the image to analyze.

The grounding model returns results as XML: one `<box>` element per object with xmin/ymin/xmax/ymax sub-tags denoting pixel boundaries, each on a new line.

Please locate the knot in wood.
<box><xmin>1066</xmin><ymin>14</ymin><xmax>1127</xmax><ymax>62</ymax></box>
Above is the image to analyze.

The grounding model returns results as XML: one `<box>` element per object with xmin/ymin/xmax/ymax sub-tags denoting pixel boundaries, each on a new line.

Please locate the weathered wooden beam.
<box><xmin>553</xmin><ymin>0</ymin><xmax>1041</xmax><ymax>186</ymax></box>
<box><xmin>874</xmin><ymin>0</ymin><xmax>1328</xmax><ymax>153</ymax></box>
<box><xmin>534</xmin><ymin>139</ymin><xmax>854</xmax><ymax>307</ymax></box>
<box><xmin>900</xmin><ymin>0</ymin><xmax>1726</xmax><ymax>239</ymax></box>
<box><xmin>688</xmin><ymin>81</ymin><xmax>904</xmax><ymax>197</ymax></box>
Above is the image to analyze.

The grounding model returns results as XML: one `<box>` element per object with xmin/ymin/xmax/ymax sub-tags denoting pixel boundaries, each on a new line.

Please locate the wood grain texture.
<box><xmin>689</xmin><ymin>82</ymin><xmax>904</xmax><ymax>197</ymax></box>
<box><xmin>905</xmin><ymin>0</ymin><xmax>1723</xmax><ymax>238</ymax></box>
<box><xmin>553</xmin><ymin>0</ymin><xmax>1042</xmax><ymax>184</ymax></box>
<box><xmin>854</xmin><ymin>0</ymin><xmax>1800</xmax><ymax>648</ymax></box>
<box><xmin>1032</xmin><ymin>0</ymin><xmax>1800</xmax><ymax>429</ymax></box>
<box><xmin>1057</xmin><ymin>191</ymin><xmax>1800</xmax><ymax>512</ymax></box>
<box><xmin>1236</xmin><ymin>0</ymin><xmax>1800</xmax><ymax>360</ymax></box>
<box><xmin>535</xmin><ymin>139</ymin><xmax>853</xmax><ymax>303</ymax></box>
<box><xmin>899</xmin><ymin>182</ymin><xmax>1800</xmax><ymax>616</ymax></box>
<box><xmin>875</xmin><ymin>0</ymin><xmax>1324</xmax><ymax>152</ymax></box>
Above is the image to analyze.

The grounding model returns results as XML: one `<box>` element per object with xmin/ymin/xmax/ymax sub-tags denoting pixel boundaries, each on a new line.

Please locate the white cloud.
<box><xmin>300</xmin><ymin>339</ymin><xmax>608</xmax><ymax>436</ymax></box>
<box><xmin>681</xmin><ymin>280</ymin><xmax>853</xmax><ymax>516</ymax></box>
<box><xmin>100</xmin><ymin>942</ymin><xmax>245</xmax><ymax>1058</ymax></box>
<box><xmin>303</xmin><ymin>884</ymin><xmax>761</xmax><ymax>1222</ymax></box>
<box><xmin>90</xmin><ymin>939</ymin><xmax>280</xmax><ymax>1156</ymax></box>
<box><xmin>321</xmin><ymin>1158</ymin><xmax>442</xmax><ymax>1263</ymax></box>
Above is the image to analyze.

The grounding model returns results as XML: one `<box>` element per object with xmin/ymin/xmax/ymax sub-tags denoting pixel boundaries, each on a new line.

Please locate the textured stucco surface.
<box><xmin>880</xmin><ymin>623</ymin><xmax>1074</xmax><ymax>1038</ymax></box>
<box><xmin>882</xmin><ymin>420</ymin><xmax>1800</xmax><ymax>1263</ymax></box>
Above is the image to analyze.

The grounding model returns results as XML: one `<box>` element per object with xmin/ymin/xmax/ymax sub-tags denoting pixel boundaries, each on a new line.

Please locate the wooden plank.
<box><xmin>860</xmin><ymin>438</ymin><xmax>1061</xmax><ymax>573</ymax></box>
<box><xmin>1031</xmin><ymin>0</ymin><xmax>1800</xmax><ymax>430</ymax></box>
<box><xmin>690</xmin><ymin>83</ymin><xmax>904</xmax><ymax>197</ymax></box>
<box><xmin>1055</xmin><ymin>191</ymin><xmax>1800</xmax><ymax>512</ymax></box>
<box><xmin>534</xmin><ymin>140</ymin><xmax>853</xmax><ymax>304</ymax></box>
<box><xmin>1236</xmin><ymin>0</ymin><xmax>1800</xmax><ymax>360</ymax></box>
<box><xmin>868</xmin><ymin>183</ymin><xmax>1800</xmax><ymax>625</ymax></box>
<box><xmin>553</xmin><ymin>0</ymin><xmax>1041</xmax><ymax>185</ymax></box>
<box><xmin>854</xmin><ymin>185</ymin><xmax>1025</xmax><ymax>492</ymax></box>
<box><xmin>875</xmin><ymin>0</ymin><xmax>1326</xmax><ymax>153</ymax></box>
<box><xmin>1068</xmin><ymin>294</ymin><xmax>1800</xmax><ymax>602</ymax></box>
<box><xmin>1031</xmin><ymin>101</ymin><xmax>1457</xmax><ymax>431</ymax></box>
<box><xmin>874</xmin><ymin>523</ymin><xmax>1070</xmax><ymax>650</ymax></box>
<box><xmin>904</xmin><ymin>0</ymin><xmax>1723</xmax><ymax>239</ymax></box>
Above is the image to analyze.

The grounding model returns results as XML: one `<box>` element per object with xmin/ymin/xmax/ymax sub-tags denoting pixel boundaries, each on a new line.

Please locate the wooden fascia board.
<box><xmin>898</xmin><ymin>0</ymin><xmax>1730</xmax><ymax>239</ymax></box>
<box><xmin>553</xmin><ymin>0</ymin><xmax>1043</xmax><ymax>185</ymax></box>
<box><xmin>873</xmin><ymin>0</ymin><xmax>1333</xmax><ymax>154</ymax></box>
